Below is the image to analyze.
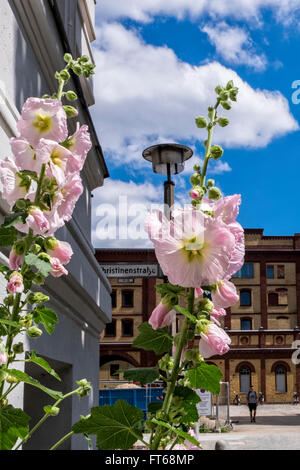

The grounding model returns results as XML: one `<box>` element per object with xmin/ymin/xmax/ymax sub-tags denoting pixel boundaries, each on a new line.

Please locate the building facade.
<box><xmin>96</xmin><ymin>229</ymin><xmax>300</xmax><ymax>404</ymax></box>
<box><xmin>0</xmin><ymin>0</ymin><xmax>111</xmax><ymax>449</ymax></box>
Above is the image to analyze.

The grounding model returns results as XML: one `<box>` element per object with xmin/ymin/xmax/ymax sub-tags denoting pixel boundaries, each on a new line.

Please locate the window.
<box><xmin>267</xmin><ymin>265</ymin><xmax>274</xmax><ymax>279</ymax></box>
<box><xmin>275</xmin><ymin>365</ymin><xmax>287</xmax><ymax>393</ymax></box>
<box><xmin>232</xmin><ymin>263</ymin><xmax>254</xmax><ymax>279</ymax></box>
<box><xmin>277</xmin><ymin>265</ymin><xmax>285</xmax><ymax>279</ymax></box>
<box><xmin>105</xmin><ymin>320</ymin><xmax>116</xmax><ymax>337</ymax></box>
<box><xmin>122</xmin><ymin>290</ymin><xmax>134</xmax><ymax>308</ymax></box>
<box><xmin>240</xmin><ymin>289</ymin><xmax>251</xmax><ymax>306</ymax></box>
<box><xmin>241</xmin><ymin>319</ymin><xmax>252</xmax><ymax>330</ymax></box>
<box><xmin>122</xmin><ymin>319</ymin><xmax>133</xmax><ymax>337</ymax></box>
<box><xmin>277</xmin><ymin>288</ymin><xmax>288</xmax><ymax>306</ymax></box>
<box><xmin>110</xmin><ymin>364</ymin><xmax>120</xmax><ymax>378</ymax></box>
<box><xmin>240</xmin><ymin>367</ymin><xmax>251</xmax><ymax>393</ymax></box>
<box><xmin>268</xmin><ymin>292</ymin><xmax>279</xmax><ymax>306</ymax></box>
<box><xmin>111</xmin><ymin>290</ymin><xmax>116</xmax><ymax>309</ymax></box>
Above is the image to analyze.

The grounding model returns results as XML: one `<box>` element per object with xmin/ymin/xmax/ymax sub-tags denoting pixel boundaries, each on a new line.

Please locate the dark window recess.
<box><xmin>122</xmin><ymin>291</ymin><xmax>134</xmax><ymax>308</ymax></box>
<box><xmin>277</xmin><ymin>265</ymin><xmax>285</xmax><ymax>279</ymax></box>
<box><xmin>110</xmin><ymin>364</ymin><xmax>120</xmax><ymax>378</ymax></box>
<box><xmin>267</xmin><ymin>265</ymin><xmax>274</xmax><ymax>279</ymax></box>
<box><xmin>240</xmin><ymin>290</ymin><xmax>251</xmax><ymax>306</ymax></box>
<box><xmin>241</xmin><ymin>319</ymin><xmax>252</xmax><ymax>330</ymax></box>
<box><xmin>232</xmin><ymin>263</ymin><xmax>254</xmax><ymax>279</ymax></box>
<box><xmin>111</xmin><ymin>290</ymin><xmax>117</xmax><ymax>309</ymax></box>
<box><xmin>268</xmin><ymin>292</ymin><xmax>279</xmax><ymax>306</ymax></box>
<box><xmin>105</xmin><ymin>320</ymin><xmax>116</xmax><ymax>337</ymax></box>
<box><xmin>122</xmin><ymin>319</ymin><xmax>133</xmax><ymax>337</ymax></box>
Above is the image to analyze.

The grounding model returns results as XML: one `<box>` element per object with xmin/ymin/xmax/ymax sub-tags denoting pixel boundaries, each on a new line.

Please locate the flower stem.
<box><xmin>34</xmin><ymin>163</ymin><xmax>46</xmax><ymax>205</ymax></box>
<box><xmin>151</xmin><ymin>288</ymin><xmax>195</xmax><ymax>450</ymax></box>
<box><xmin>50</xmin><ymin>431</ymin><xmax>74</xmax><ymax>450</ymax></box>
<box><xmin>200</xmin><ymin>98</ymin><xmax>221</xmax><ymax>188</ymax></box>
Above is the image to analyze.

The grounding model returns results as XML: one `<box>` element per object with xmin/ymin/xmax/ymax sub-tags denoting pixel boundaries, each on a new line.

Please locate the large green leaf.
<box><xmin>0</xmin><ymin>405</ymin><xmax>30</xmax><ymax>450</ymax></box>
<box><xmin>133</xmin><ymin>322</ymin><xmax>172</xmax><ymax>355</ymax></box>
<box><xmin>174</xmin><ymin>386</ymin><xmax>200</xmax><ymax>424</ymax></box>
<box><xmin>121</xmin><ymin>367</ymin><xmax>159</xmax><ymax>386</ymax></box>
<box><xmin>0</xmin><ymin>318</ymin><xmax>22</xmax><ymax>329</ymax></box>
<box><xmin>152</xmin><ymin>419</ymin><xmax>201</xmax><ymax>449</ymax></box>
<box><xmin>4</xmin><ymin>212</ymin><xmax>28</xmax><ymax>228</ymax></box>
<box><xmin>25</xmin><ymin>253</ymin><xmax>52</xmax><ymax>277</ymax></box>
<box><xmin>187</xmin><ymin>362</ymin><xmax>223</xmax><ymax>394</ymax></box>
<box><xmin>0</xmin><ymin>226</ymin><xmax>18</xmax><ymax>247</ymax></box>
<box><xmin>6</xmin><ymin>369</ymin><xmax>63</xmax><ymax>400</ymax></box>
<box><xmin>25</xmin><ymin>351</ymin><xmax>61</xmax><ymax>382</ymax></box>
<box><xmin>32</xmin><ymin>306</ymin><xmax>58</xmax><ymax>335</ymax></box>
<box><xmin>72</xmin><ymin>400</ymin><xmax>144</xmax><ymax>450</ymax></box>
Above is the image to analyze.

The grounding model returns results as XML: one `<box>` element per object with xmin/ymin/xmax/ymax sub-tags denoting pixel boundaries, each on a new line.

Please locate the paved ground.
<box><xmin>199</xmin><ymin>404</ymin><xmax>300</xmax><ymax>450</ymax></box>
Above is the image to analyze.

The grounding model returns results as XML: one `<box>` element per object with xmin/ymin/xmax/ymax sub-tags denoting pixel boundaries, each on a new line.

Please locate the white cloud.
<box><xmin>201</xmin><ymin>22</ymin><xmax>267</xmax><ymax>71</ymax></box>
<box><xmin>91</xmin><ymin>23</ymin><xmax>298</xmax><ymax>167</ymax></box>
<box><xmin>96</xmin><ymin>0</ymin><xmax>300</xmax><ymax>25</ymax></box>
<box><xmin>92</xmin><ymin>179</ymin><xmax>163</xmax><ymax>248</ymax></box>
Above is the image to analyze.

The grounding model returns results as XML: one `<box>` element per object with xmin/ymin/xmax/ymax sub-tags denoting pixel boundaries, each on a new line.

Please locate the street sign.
<box><xmin>101</xmin><ymin>263</ymin><xmax>159</xmax><ymax>278</ymax></box>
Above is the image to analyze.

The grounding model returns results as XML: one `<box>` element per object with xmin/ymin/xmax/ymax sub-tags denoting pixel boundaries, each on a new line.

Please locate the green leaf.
<box><xmin>0</xmin><ymin>226</ymin><xmax>18</xmax><ymax>247</ymax></box>
<box><xmin>155</xmin><ymin>283</ymin><xmax>185</xmax><ymax>297</ymax></box>
<box><xmin>0</xmin><ymin>405</ymin><xmax>30</xmax><ymax>450</ymax></box>
<box><xmin>32</xmin><ymin>306</ymin><xmax>58</xmax><ymax>335</ymax></box>
<box><xmin>0</xmin><ymin>318</ymin><xmax>22</xmax><ymax>329</ymax></box>
<box><xmin>25</xmin><ymin>253</ymin><xmax>52</xmax><ymax>277</ymax></box>
<box><xmin>174</xmin><ymin>386</ymin><xmax>200</xmax><ymax>424</ymax></box>
<box><xmin>148</xmin><ymin>402</ymin><xmax>163</xmax><ymax>413</ymax></box>
<box><xmin>72</xmin><ymin>400</ymin><xmax>144</xmax><ymax>450</ymax></box>
<box><xmin>174</xmin><ymin>305</ymin><xmax>197</xmax><ymax>323</ymax></box>
<box><xmin>5</xmin><ymin>369</ymin><xmax>63</xmax><ymax>400</ymax></box>
<box><xmin>133</xmin><ymin>322</ymin><xmax>172</xmax><ymax>355</ymax></box>
<box><xmin>4</xmin><ymin>212</ymin><xmax>28</xmax><ymax>228</ymax></box>
<box><xmin>152</xmin><ymin>419</ymin><xmax>201</xmax><ymax>449</ymax></box>
<box><xmin>121</xmin><ymin>367</ymin><xmax>159</xmax><ymax>386</ymax></box>
<box><xmin>187</xmin><ymin>362</ymin><xmax>223</xmax><ymax>394</ymax></box>
<box><xmin>25</xmin><ymin>351</ymin><xmax>61</xmax><ymax>382</ymax></box>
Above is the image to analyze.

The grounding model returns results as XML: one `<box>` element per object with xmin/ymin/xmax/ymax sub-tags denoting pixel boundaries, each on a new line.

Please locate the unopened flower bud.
<box><xmin>13</xmin><ymin>239</ymin><xmax>26</xmax><ymax>255</ymax></box>
<box><xmin>221</xmin><ymin>101</ymin><xmax>232</xmax><ymax>110</ymax></box>
<box><xmin>63</xmin><ymin>105</ymin><xmax>78</xmax><ymax>118</ymax></box>
<box><xmin>60</xmin><ymin>69</ymin><xmax>70</xmax><ymax>82</ymax></box>
<box><xmin>190</xmin><ymin>173</ymin><xmax>201</xmax><ymax>186</ymax></box>
<box><xmin>13</xmin><ymin>342</ymin><xmax>24</xmax><ymax>354</ymax></box>
<box><xmin>208</xmin><ymin>187</ymin><xmax>222</xmax><ymax>200</ymax></box>
<box><xmin>27</xmin><ymin>326</ymin><xmax>43</xmax><ymax>338</ymax></box>
<box><xmin>64</xmin><ymin>53</ymin><xmax>73</xmax><ymax>63</ymax></box>
<box><xmin>206</xmin><ymin>179</ymin><xmax>215</xmax><ymax>188</ymax></box>
<box><xmin>65</xmin><ymin>91</ymin><xmax>78</xmax><ymax>101</ymax></box>
<box><xmin>226</xmin><ymin>80</ymin><xmax>234</xmax><ymax>90</ymax></box>
<box><xmin>78</xmin><ymin>55</ymin><xmax>89</xmax><ymax>64</ymax></box>
<box><xmin>44</xmin><ymin>237</ymin><xmax>58</xmax><ymax>251</ymax></box>
<box><xmin>210</xmin><ymin>145</ymin><xmax>224</xmax><ymax>160</ymax></box>
<box><xmin>197</xmin><ymin>298</ymin><xmax>214</xmax><ymax>314</ymax></box>
<box><xmin>30</xmin><ymin>244</ymin><xmax>42</xmax><ymax>254</ymax></box>
<box><xmin>215</xmin><ymin>85</ymin><xmax>223</xmax><ymax>95</ymax></box>
<box><xmin>195</xmin><ymin>116</ymin><xmax>208</xmax><ymax>129</ymax></box>
<box><xmin>44</xmin><ymin>405</ymin><xmax>60</xmax><ymax>416</ymax></box>
<box><xmin>27</xmin><ymin>292</ymin><xmax>50</xmax><ymax>305</ymax></box>
<box><xmin>0</xmin><ymin>398</ymin><xmax>8</xmax><ymax>407</ymax></box>
<box><xmin>190</xmin><ymin>187</ymin><xmax>205</xmax><ymax>200</ymax></box>
<box><xmin>72</xmin><ymin>64</ymin><xmax>83</xmax><ymax>75</ymax></box>
<box><xmin>6</xmin><ymin>375</ymin><xmax>19</xmax><ymax>384</ymax></box>
<box><xmin>229</xmin><ymin>88</ymin><xmax>239</xmax><ymax>102</ymax></box>
<box><xmin>76</xmin><ymin>378</ymin><xmax>91</xmax><ymax>397</ymax></box>
<box><xmin>193</xmin><ymin>164</ymin><xmax>201</xmax><ymax>172</ymax></box>
<box><xmin>220</xmin><ymin>91</ymin><xmax>229</xmax><ymax>101</ymax></box>
<box><xmin>15</xmin><ymin>199</ymin><xmax>27</xmax><ymax>210</ymax></box>
<box><xmin>34</xmin><ymin>274</ymin><xmax>45</xmax><ymax>285</ymax></box>
<box><xmin>37</xmin><ymin>253</ymin><xmax>51</xmax><ymax>262</ymax></box>
<box><xmin>218</xmin><ymin>117</ymin><xmax>230</xmax><ymax>127</ymax></box>
<box><xmin>19</xmin><ymin>314</ymin><xmax>33</xmax><ymax>328</ymax></box>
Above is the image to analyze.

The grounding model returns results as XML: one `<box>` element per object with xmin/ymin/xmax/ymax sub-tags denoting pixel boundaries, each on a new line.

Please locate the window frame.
<box><xmin>121</xmin><ymin>290</ymin><xmax>134</xmax><ymax>308</ymax></box>
<box><xmin>121</xmin><ymin>318</ymin><xmax>134</xmax><ymax>337</ymax></box>
<box><xmin>275</xmin><ymin>365</ymin><xmax>287</xmax><ymax>393</ymax></box>
<box><xmin>104</xmin><ymin>319</ymin><xmax>116</xmax><ymax>337</ymax></box>
<box><xmin>240</xmin><ymin>289</ymin><xmax>252</xmax><ymax>307</ymax></box>
<box><xmin>241</xmin><ymin>318</ymin><xmax>252</xmax><ymax>330</ymax></box>
<box><xmin>232</xmin><ymin>263</ymin><xmax>254</xmax><ymax>279</ymax></box>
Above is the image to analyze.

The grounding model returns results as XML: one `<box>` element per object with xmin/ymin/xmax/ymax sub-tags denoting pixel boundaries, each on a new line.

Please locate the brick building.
<box><xmin>96</xmin><ymin>229</ymin><xmax>300</xmax><ymax>403</ymax></box>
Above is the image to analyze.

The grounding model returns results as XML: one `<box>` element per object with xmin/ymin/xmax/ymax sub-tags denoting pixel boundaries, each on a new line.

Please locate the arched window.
<box><xmin>240</xmin><ymin>289</ymin><xmax>251</xmax><ymax>307</ymax></box>
<box><xmin>275</xmin><ymin>365</ymin><xmax>287</xmax><ymax>393</ymax></box>
<box><xmin>240</xmin><ymin>366</ymin><xmax>251</xmax><ymax>393</ymax></box>
<box><xmin>268</xmin><ymin>292</ymin><xmax>279</xmax><ymax>306</ymax></box>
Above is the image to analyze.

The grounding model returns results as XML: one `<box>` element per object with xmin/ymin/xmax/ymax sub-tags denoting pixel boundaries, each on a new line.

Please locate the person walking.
<box><xmin>247</xmin><ymin>385</ymin><xmax>258</xmax><ymax>423</ymax></box>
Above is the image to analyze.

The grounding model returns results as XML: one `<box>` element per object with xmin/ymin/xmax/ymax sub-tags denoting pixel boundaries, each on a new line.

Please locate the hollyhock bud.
<box><xmin>27</xmin><ymin>326</ymin><xmax>43</xmax><ymax>338</ymax></box>
<box><xmin>63</xmin><ymin>105</ymin><xmax>78</xmax><ymax>118</ymax></box>
<box><xmin>149</xmin><ymin>301</ymin><xmax>176</xmax><ymax>330</ymax></box>
<box><xmin>197</xmin><ymin>298</ymin><xmax>214</xmax><ymax>314</ymax></box>
<box><xmin>208</xmin><ymin>187</ymin><xmax>222</xmax><ymax>200</ymax></box>
<box><xmin>210</xmin><ymin>145</ymin><xmax>224</xmax><ymax>160</ymax></box>
<box><xmin>218</xmin><ymin>117</ymin><xmax>229</xmax><ymax>127</ymax></box>
<box><xmin>7</xmin><ymin>272</ymin><xmax>24</xmax><ymax>294</ymax></box>
<box><xmin>221</xmin><ymin>101</ymin><xmax>232</xmax><ymax>110</ymax></box>
<box><xmin>206</xmin><ymin>179</ymin><xmax>215</xmax><ymax>188</ymax></box>
<box><xmin>211</xmin><ymin>280</ymin><xmax>239</xmax><ymax>308</ymax></box>
<box><xmin>199</xmin><ymin>323</ymin><xmax>231</xmax><ymax>358</ymax></box>
<box><xmin>50</xmin><ymin>258</ymin><xmax>68</xmax><ymax>278</ymax></box>
<box><xmin>45</xmin><ymin>238</ymin><xmax>73</xmax><ymax>265</ymax></box>
<box><xmin>210</xmin><ymin>307</ymin><xmax>227</xmax><ymax>326</ymax></box>
<box><xmin>195</xmin><ymin>116</ymin><xmax>208</xmax><ymax>128</ymax></box>
<box><xmin>215</xmin><ymin>85</ymin><xmax>223</xmax><ymax>95</ymax></box>
<box><xmin>65</xmin><ymin>91</ymin><xmax>77</xmax><ymax>101</ymax></box>
<box><xmin>19</xmin><ymin>314</ymin><xmax>33</xmax><ymax>328</ymax></box>
<box><xmin>190</xmin><ymin>173</ymin><xmax>201</xmax><ymax>186</ymax></box>
<box><xmin>9</xmin><ymin>248</ymin><xmax>24</xmax><ymax>271</ymax></box>
<box><xmin>13</xmin><ymin>342</ymin><xmax>24</xmax><ymax>354</ymax></box>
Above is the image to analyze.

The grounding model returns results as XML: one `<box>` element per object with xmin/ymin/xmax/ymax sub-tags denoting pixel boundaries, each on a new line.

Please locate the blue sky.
<box><xmin>91</xmin><ymin>1</ymin><xmax>300</xmax><ymax>247</ymax></box>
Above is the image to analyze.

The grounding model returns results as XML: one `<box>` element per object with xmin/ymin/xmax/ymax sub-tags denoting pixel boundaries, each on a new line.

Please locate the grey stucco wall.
<box><xmin>0</xmin><ymin>0</ymin><xmax>111</xmax><ymax>450</ymax></box>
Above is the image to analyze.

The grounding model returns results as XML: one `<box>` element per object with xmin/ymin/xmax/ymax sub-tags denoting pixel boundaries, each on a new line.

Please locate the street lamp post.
<box><xmin>142</xmin><ymin>143</ymin><xmax>193</xmax><ymax>336</ymax></box>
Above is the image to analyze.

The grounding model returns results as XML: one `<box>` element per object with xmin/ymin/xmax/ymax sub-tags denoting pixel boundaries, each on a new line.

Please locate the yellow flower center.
<box><xmin>182</xmin><ymin>236</ymin><xmax>207</xmax><ymax>262</ymax></box>
<box><xmin>33</xmin><ymin>113</ymin><xmax>52</xmax><ymax>134</ymax></box>
<box><xmin>51</xmin><ymin>148</ymin><xmax>65</xmax><ymax>169</ymax></box>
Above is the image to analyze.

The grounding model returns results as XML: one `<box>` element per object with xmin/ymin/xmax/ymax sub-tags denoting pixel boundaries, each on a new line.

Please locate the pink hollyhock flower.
<box><xmin>190</xmin><ymin>189</ymin><xmax>201</xmax><ymax>200</ymax></box>
<box><xmin>46</xmin><ymin>239</ymin><xmax>73</xmax><ymax>265</ymax></box>
<box><xmin>195</xmin><ymin>287</ymin><xmax>204</xmax><ymax>299</ymax></box>
<box><xmin>211</xmin><ymin>280</ymin><xmax>239</xmax><ymax>308</ymax></box>
<box><xmin>0</xmin><ymin>158</ymin><xmax>30</xmax><ymax>208</ymax></box>
<box><xmin>214</xmin><ymin>194</ymin><xmax>241</xmax><ymax>224</ymax></box>
<box><xmin>9</xmin><ymin>248</ymin><xmax>24</xmax><ymax>271</ymax></box>
<box><xmin>7</xmin><ymin>272</ymin><xmax>24</xmax><ymax>294</ymax></box>
<box><xmin>57</xmin><ymin>172</ymin><xmax>83</xmax><ymax>221</ymax></box>
<box><xmin>17</xmin><ymin>98</ymin><xmax>68</xmax><ymax>147</ymax></box>
<box><xmin>226</xmin><ymin>222</ymin><xmax>245</xmax><ymax>279</ymax></box>
<box><xmin>10</xmin><ymin>137</ymin><xmax>48</xmax><ymax>173</ymax></box>
<box><xmin>0</xmin><ymin>350</ymin><xmax>8</xmax><ymax>366</ymax></box>
<box><xmin>64</xmin><ymin>123</ymin><xmax>92</xmax><ymax>172</ymax></box>
<box><xmin>36</xmin><ymin>139</ymin><xmax>76</xmax><ymax>185</ymax></box>
<box><xmin>50</xmin><ymin>258</ymin><xmax>68</xmax><ymax>278</ymax></box>
<box><xmin>210</xmin><ymin>307</ymin><xmax>226</xmax><ymax>326</ymax></box>
<box><xmin>199</xmin><ymin>323</ymin><xmax>231</xmax><ymax>358</ymax></box>
<box><xmin>145</xmin><ymin>208</ymin><xmax>236</xmax><ymax>287</ymax></box>
<box><xmin>149</xmin><ymin>301</ymin><xmax>175</xmax><ymax>330</ymax></box>
<box><xmin>15</xmin><ymin>207</ymin><xmax>49</xmax><ymax>236</ymax></box>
